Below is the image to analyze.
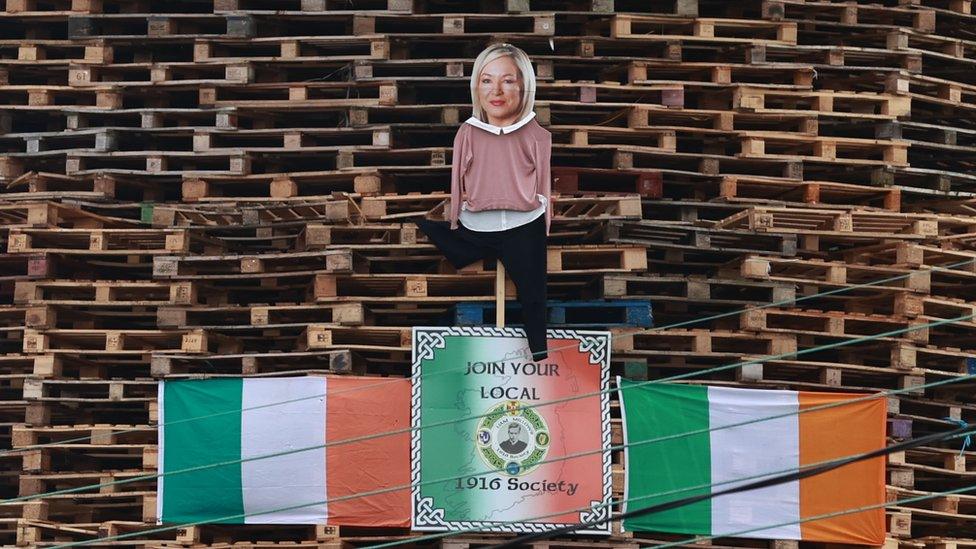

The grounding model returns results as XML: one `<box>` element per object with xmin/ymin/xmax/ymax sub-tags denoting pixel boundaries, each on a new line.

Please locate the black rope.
<box><xmin>493</xmin><ymin>425</ymin><xmax>974</xmax><ymax>548</ymax></box>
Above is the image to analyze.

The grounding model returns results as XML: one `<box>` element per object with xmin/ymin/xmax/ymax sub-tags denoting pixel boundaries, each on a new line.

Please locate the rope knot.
<box><xmin>945</xmin><ymin>417</ymin><xmax>971</xmax><ymax>456</ymax></box>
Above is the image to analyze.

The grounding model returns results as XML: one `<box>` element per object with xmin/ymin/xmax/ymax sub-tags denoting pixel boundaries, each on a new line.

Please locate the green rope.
<box><xmin>650</xmin><ymin>483</ymin><xmax>976</xmax><ymax>549</ymax></box>
<box><xmin>6</xmin><ymin>312</ymin><xmax>973</xmax><ymax>508</ymax></box>
<box><xmin>368</xmin><ymin>432</ymin><xmax>976</xmax><ymax>548</ymax></box>
<box><xmin>46</xmin><ymin>429</ymin><xmax>976</xmax><ymax>548</ymax></box>
<box><xmin>6</xmin><ymin>255</ymin><xmax>970</xmax><ymax>458</ymax></box>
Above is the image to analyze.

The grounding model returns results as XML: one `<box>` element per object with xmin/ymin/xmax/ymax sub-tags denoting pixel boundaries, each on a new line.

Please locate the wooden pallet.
<box><xmin>23</xmin><ymin>328</ymin><xmax>190</xmax><ymax>354</ymax></box>
<box><xmin>896</xmin><ymin>119</ymin><xmax>976</xmax><ymax>160</ymax></box>
<box><xmin>28</xmin><ymin>353</ymin><xmax>146</xmax><ymax>380</ymax></box>
<box><xmin>158</xmin><ymin>302</ymin><xmax>365</xmax><ymax>328</ymax></box>
<box><xmin>891</xmin><ymin>446</ymin><xmax>973</xmax><ymax>478</ymax></box>
<box><xmin>736</xmin><ymin>132</ymin><xmax>909</xmax><ymax>166</ymax></box>
<box><xmin>153</xmin><ymin>249</ymin><xmax>354</xmax><ymax>278</ymax></box>
<box><xmin>757</xmin><ymin>43</ymin><xmax>921</xmax><ymax>71</ymax></box>
<box><xmin>882</xmin><ymin>26</ymin><xmax>976</xmax><ymax>63</ymax></box>
<box><xmin>156</xmin><ymin>275</ymin><xmax>337</xmax><ymax>307</ymax></box>
<box><xmin>20</xmin><ymin>471</ymin><xmax>156</xmax><ymax>497</ymax></box>
<box><xmin>59</xmin><ymin>106</ymin><xmax>237</xmax><ymax>133</ymax></box>
<box><xmin>199</xmin><ymin>81</ymin><xmax>396</xmax><ymax>109</ymax></box>
<box><xmin>770</xmin><ymin>0</ymin><xmax>937</xmax><ymax>30</ymax></box>
<box><xmin>0</xmin><ymin>40</ymin><xmax>92</xmax><ymax>67</ymax></box>
<box><xmin>11</xmin><ymin>424</ymin><xmax>154</xmax><ymax>450</ymax></box>
<box><xmin>14</xmin><ymin>490</ymin><xmax>156</xmax><ymax>528</ymax></box>
<box><xmin>0</xmin><ymin>172</ymin><xmax>166</xmax><ymax>202</ymax></box>
<box><xmin>888</xmin><ymin>495</ymin><xmax>976</xmax><ymax>540</ymax></box>
<box><xmin>0</xmin><ymin>201</ymin><xmax>139</xmax><ymax>229</ymax></box>
<box><xmin>859</xmin><ymin>241</ymin><xmax>969</xmax><ymax>267</ymax></box>
<box><xmin>601</xmin><ymin>274</ymin><xmax>796</xmax><ymax>308</ymax></box>
<box><xmin>0</xmin><ymin>85</ymin><xmax>120</xmax><ymax>110</ymax></box>
<box><xmin>8</xmin><ymin>228</ymin><xmax>225</xmax><ymax>255</ymax></box>
<box><xmin>726</xmin><ymin>358</ymin><xmax>933</xmax><ymax>394</ymax></box>
<box><xmin>612</xmin><ymin>328</ymin><xmax>797</xmax><ymax>356</ymax></box>
<box><xmin>549</xmin><ymin>193</ymin><xmax>644</xmax><ymax>220</ymax></box>
<box><xmin>604</xmin><ymin>219</ymin><xmax>799</xmax><ymax>258</ymax></box>
<box><xmin>713</xmin><ymin>207</ymin><xmax>939</xmax><ymax>240</ymax></box>
<box><xmin>297</xmin><ymin>324</ymin><xmax>411</xmax><ymax>352</ymax></box>
<box><xmin>611</xmin><ymin>15</ymin><xmax>798</xmax><ymax>45</ymax></box>
<box><xmin>14</xmin><ymin>280</ymin><xmax>198</xmax><ymax>306</ymax></box>
<box><xmin>310</xmin><ymin>272</ymin><xmax>506</xmax><ymax>300</ymax></box>
<box><xmin>734</xmin><ymin>256</ymin><xmax>931</xmax><ymax>294</ymax></box>
<box><xmin>150</xmin><ymin>349</ymin><xmax>356</xmax><ymax>377</ymax></box>
<box><xmin>151</xmin><ymin>200</ymin><xmax>343</xmax><ymax>227</ymax></box>
<box><xmin>626</xmin><ymin>59</ymin><xmax>816</xmax><ymax>87</ymax></box>
<box><xmin>191</xmin><ymin>125</ymin><xmax>393</xmax><ymax>153</ymax></box>
<box><xmin>9</xmin><ymin>435</ymin><xmax>130</xmax><ymax>475</ymax></box>
<box><xmin>5</xmin><ymin>127</ymin><xmax>179</xmax><ymax>158</ymax></box>
<box><xmin>893</xmin><ymin>395</ymin><xmax>975</xmax><ymax>426</ymax></box>
<box><xmin>636</xmin><ymin>104</ymin><xmax>820</xmax><ymax>137</ymax></box>
<box><xmin>894</xmin><ymin>74</ymin><xmax>976</xmax><ymax>120</ymax></box>
<box><xmin>182</xmin><ymin>171</ymin><xmax>369</xmax><ymax>201</ymax></box>
<box><xmin>22</xmin><ymin>303</ymin><xmax>158</xmax><ymax>330</ymax></box>
<box><xmin>358</xmin><ymin>192</ymin><xmax>448</xmax><ymax>221</ymax></box>
<box><xmin>194</xmin><ymin>34</ymin><xmax>388</xmax><ymax>63</ymax></box>
<box><xmin>551</xmin><ymin>167</ymin><xmax>663</xmax><ymax>197</ymax></box>
<box><xmin>740</xmin><ymin>308</ymin><xmax>931</xmax><ymax>343</ymax></box>
<box><xmin>123</xmin><ymin>520</ymin><xmax>411</xmax><ymax>548</ymax></box>
<box><xmin>296</xmin><ymin>223</ymin><xmax>416</xmax><ymax>249</ymax></box>
<box><xmin>157</xmin><ymin>323</ymin><xmax>402</xmax><ymax>355</ymax></box>
<box><xmin>900</xmin><ymin>344</ymin><xmax>976</xmax><ymax>373</ymax></box>
<box><xmin>638</xmin><ymin>198</ymin><xmax>757</xmax><ymax>223</ymax></box>
<box><xmin>908</xmin><ymin>296</ymin><xmax>976</xmax><ymax>321</ymax></box>
<box><xmin>0</xmin><ymin>253</ymin><xmax>48</xmax><ymax>282</ymax></box>
<box><xmin>3</xmin><ymin>0</ymin><xmax>220</xmax><ymax>14</ymax></box>
<box><xmin>552</xmin><ymin>124</ymin><xmax>677</xmax><ymax>152</ymax></box>
<box><xmin>732</xmin><ymin>86</ymin><xmax>909</xmax><ymax>118</ymax></box>
<box><xmin>150</xmin><ymin>273</ymin><xmax>356</xmax><ymax>307</ymax></box>
<box><xmin>66</xmin><ymin>13</ymin><xmax>234</xmax><ymax>39</ymax></box>
<box><xmin>716</xmin><ymin>176</ymin><xmax>902</xmax><ymax>211</ymax></box>
<box><xmin>21</xmin><ymin>377</ymin><xmax>158</xmax><ymax>404</ymax></box>
<box><xmin>458</xmin><ymin>245</ymin><xmax>647</xmax><ymax>275</ymax></box>
<box><xmin>66</xmin><ymin>62</ymin><xmax>248</xmax><ymax>89</ymax></box>
<box><xmin>63</xmin><ymin>150</ymin><xmax>251</xmax><ymax>178</ymax></box>
<box><xmin>17</xmin><ymin>518</ymin><xmax>178</xmax><ymax>548</ymax></box>
<box><xmin>16</xmin><ymin>392</ymin><xmax>151</xmax><ymax>431</ymax></box>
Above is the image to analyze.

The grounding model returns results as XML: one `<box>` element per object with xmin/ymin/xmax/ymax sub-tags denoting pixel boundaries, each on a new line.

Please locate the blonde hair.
<box><xmin>470</xmin><ymin>43</ymin><xmax>536</xmax><ymax>123</ymax></box>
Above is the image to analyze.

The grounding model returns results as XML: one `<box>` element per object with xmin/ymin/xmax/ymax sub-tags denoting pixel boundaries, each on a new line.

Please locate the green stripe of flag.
<box><xmin>620</xmin><ymin>379</ymin><xmax>711</xmax><ymax>534</ymax></box>
<box><xmin>162</xmin><ymin>379</ymin><xmax>245</xmax><ymax>524</ymax></box>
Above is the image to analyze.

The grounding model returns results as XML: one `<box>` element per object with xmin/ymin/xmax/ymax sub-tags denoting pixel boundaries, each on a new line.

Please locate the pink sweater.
<box><xmin>449</xmin><ymin>116</ymin><xmax>553</xmax><ymax>234</ymax></box>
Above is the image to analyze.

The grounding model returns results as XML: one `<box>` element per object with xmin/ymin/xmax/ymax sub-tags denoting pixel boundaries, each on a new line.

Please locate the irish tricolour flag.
<box><xmin>619</xmin><ymin>380</ymin><xmax>885</xmax><ymax>545</ymax></box>
<box><xmin>157</xmin><ymin>376</ymin><xmax>410</xmax><ymax>526</ymax></box>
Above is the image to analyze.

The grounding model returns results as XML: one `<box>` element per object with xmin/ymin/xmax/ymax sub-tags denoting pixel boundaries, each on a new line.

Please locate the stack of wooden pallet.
<box><xmin>2</xmin><ymin>0</ymin><xmax>976</xmax><ymax>547</ymax></box>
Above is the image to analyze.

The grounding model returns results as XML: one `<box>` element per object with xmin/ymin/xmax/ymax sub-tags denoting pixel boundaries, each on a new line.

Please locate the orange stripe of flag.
<box><xmin>325</xmin><ymin>376</ymin><xmax>412</xmax><ymax>527</ymax></box>
<box><xmin>798</xmin><ymin>392</ymin><xmax>886</xmax><ymax>545</ymax></box>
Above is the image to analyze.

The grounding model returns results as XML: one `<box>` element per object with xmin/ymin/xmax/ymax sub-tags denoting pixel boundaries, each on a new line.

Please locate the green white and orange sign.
<box><xmin>410</xmin><ymin>327</ymin><xmax>612</xmax><ymax>534</ymax></box>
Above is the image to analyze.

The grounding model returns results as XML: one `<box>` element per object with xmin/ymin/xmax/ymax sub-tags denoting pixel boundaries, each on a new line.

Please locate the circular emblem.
<box><xmin>476</xmin><ymin>400</ymin><xmax>550</xmax><ymax>477</ymax></box>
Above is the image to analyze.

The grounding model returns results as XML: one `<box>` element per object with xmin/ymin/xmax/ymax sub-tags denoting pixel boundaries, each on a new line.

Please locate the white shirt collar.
<box><xmin>464</xmin><ymin>111</ymin><xmax>536</xmax><ymax>135</ymax></box>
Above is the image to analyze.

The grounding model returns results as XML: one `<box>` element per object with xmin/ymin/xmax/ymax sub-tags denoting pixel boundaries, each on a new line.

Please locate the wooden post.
<box><xmin>496</xmin><ymin>263</ymin><xmax>506</xmax><ymax>327</ymax></box>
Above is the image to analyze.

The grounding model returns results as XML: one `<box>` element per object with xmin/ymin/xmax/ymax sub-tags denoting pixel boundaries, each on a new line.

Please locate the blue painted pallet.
<box><xmin>454</xmin><ymin>299</ymin><xmax>653</xmax><ymax>329</ymax></box>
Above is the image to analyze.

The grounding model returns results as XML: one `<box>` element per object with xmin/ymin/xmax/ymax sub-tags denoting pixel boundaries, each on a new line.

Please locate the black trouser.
<box><xmin>413</xmin><ymin>215</ymin><xmax>549</xmax><ymax>361</ymax></box>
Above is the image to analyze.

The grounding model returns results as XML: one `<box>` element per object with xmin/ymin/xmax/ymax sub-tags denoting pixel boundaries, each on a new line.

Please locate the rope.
<box><xmin>6</xmin><ymin>312</ymin><xmax>973</xmax><ymax>507</ymax></box>
<box><xmin>386</xmin><ymin>428</ymin><xmax>976</xmax><ymax>548</ymax></box>
<box><xmin>5</xmin><ymin>254</ymin><xmax>970</xmax><ymax>458</ymax></box>
<box><xmin>493</xmin><ymin>425</ymin><xmax>969</xmax><ymax>547</ymax></box>
<box><xmin>45</xmin><ymin>426</ymin><xmax>976</xmax><ymax>548</ymax></box>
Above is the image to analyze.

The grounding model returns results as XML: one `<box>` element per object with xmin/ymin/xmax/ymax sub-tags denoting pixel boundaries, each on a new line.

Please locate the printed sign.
<box><xmin>410</xmin><ymin>327</ymin><xmax>611</xmax><ymax>534</ymax></box>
